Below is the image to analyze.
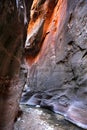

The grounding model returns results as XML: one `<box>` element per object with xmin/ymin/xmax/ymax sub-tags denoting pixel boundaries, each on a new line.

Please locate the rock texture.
<box><xmin>0</xmin><ymin>1</ymin><xmax>33</xmax><ymax>130</ymax></box>
<box><xmin>0</xmin><ymin>0</ymin><xmax>87</xmax><ymax>130</ymax></box>
<box><xmin>14</xmin><ymin>105</ymin><xmax>84</xmax><ymax>130</ymax></box>
<box><xmin>22</xmin><ymin>0</ymin><xmax>87</xmax><ymax>129</ymax></box>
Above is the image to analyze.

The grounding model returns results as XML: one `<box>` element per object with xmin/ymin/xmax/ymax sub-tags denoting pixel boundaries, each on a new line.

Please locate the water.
<box><xmin>14</xmin><ymin>104</ymin><xmax>83</xmax><ymax>130</ymax></box>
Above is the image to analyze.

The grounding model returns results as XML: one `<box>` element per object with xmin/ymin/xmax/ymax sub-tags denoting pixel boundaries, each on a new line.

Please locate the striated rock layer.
<box><xmin>23</xmin><ymin>0</ymin><xmax>87</xmax><ymax>129</ymax></box>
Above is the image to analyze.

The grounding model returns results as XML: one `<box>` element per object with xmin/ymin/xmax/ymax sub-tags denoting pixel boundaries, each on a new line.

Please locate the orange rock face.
<box><xmin>24</xmin><ymin>0</ymin><xmax>87</xmax><ymax>129</ymax></box>
<box><xmin>25</xmin><ymin>0</ymin><xmax>58</xmax><ymax>64</ymax></box>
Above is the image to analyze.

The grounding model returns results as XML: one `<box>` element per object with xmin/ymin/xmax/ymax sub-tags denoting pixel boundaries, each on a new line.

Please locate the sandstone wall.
<box><xmin>0</xmin><ymin>1</ymin><xmax>33</xmax><ymax>130</ymax></box>
<box><xmin>24</xmin><ymin>0</ymin><xmax>87</xmax><ymax>129</ymax></box>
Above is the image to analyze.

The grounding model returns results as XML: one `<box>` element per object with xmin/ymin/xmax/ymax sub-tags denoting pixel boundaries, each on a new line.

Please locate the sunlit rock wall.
<box><xmin>24</xmin><ymin>0</ymin><xmax>87</xmax><ymax>129</ymax></box>
<box><xmin>25</xmin><ymin>0</ymin><xmax>87</xmax><ymax>92</ymax></box>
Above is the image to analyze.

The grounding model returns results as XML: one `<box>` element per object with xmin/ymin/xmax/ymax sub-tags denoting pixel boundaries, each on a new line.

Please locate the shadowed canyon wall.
<box><xmin>0</xmin><ymin>0</ymin><xmax>33</xmax><ymax>130</ymax></box>
<box><xmin>22</xmin><ymin>0</ymin><xmax>87</xmax><ymax>129</ymax></box>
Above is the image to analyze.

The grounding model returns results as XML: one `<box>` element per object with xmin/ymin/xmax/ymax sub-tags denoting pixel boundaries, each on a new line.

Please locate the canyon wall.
<box><xmin>0</xmin><ymin>0</ymin><xmax>87</xmax><ymax>129</ymax></box>
<box><xmin>0</xmin><ymin>1</ymin><xmax>33</xmax><ymax>130</ymax></box>
<box><xmin>23</xmin><ymin>0</ymin><xmax>87</xmax><ymax>129</ymax></box>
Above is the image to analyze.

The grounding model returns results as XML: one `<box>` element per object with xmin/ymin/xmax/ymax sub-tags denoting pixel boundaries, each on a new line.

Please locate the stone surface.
<box><xmin>0</xmin><ymin>1</ymin><xmax>33</xmax><ymax>130</ymax></box>
<box><xmin>0</xmin><ymin>0</ymin><xmax>87</xmax><ymax>130</ymax></box>
<box><xmin>23</xmin><ymin>0</ymin><xmax>87</xmax><ymax>129</ymax></box>
<box><xmin>14</xmin><ymin>105</ymin><xmax>84</xmax><ymax>130</ymax></box>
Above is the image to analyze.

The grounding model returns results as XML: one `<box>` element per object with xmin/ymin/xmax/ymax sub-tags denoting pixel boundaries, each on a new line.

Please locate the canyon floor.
<box><xmin>14</xmin><ymin>105</ymin><xmax>84</xmax><ymax>130</ymax></box>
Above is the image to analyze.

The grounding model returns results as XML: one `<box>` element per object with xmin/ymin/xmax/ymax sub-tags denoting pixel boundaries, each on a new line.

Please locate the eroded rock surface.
<box><xmin>0</xmin><ymin>1</ymin><xmax>33</xmax><ymax>130</ymax></box>
<box><xmin>0</xmin><ymin>0</ymin><xmax>87</xmax><ymax>130</ymax></box>
<box><xmin>22</xmin><ymin>0</ymin><xmax>87</xmax><ymax>129</ymax></box>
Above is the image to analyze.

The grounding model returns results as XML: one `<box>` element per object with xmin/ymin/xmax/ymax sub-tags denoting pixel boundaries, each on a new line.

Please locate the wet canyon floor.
<box><xmin>14</xmin><ymin>104</ymin><xmax>84</xmax><ymax>130</ymax></box>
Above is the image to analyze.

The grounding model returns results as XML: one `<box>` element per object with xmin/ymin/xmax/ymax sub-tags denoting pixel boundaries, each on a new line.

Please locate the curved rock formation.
<box><xmin>22</xmin><ymin>0</ymin><xmax>87</xmax><ymax>129</ymax></box>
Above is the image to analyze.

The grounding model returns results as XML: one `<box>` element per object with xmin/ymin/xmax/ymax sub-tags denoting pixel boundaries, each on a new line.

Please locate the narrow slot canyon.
<box><xmin>0</xmin><ymin>0</ymin><xmax>87</xmax><ymax>130</ymax></box>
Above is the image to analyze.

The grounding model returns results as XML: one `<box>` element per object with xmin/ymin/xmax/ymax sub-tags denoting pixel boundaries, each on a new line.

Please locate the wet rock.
<box><xmin>14</xmin><ymin>105</ymin><xmax>84</xmax><ymax>130</ymax></box>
